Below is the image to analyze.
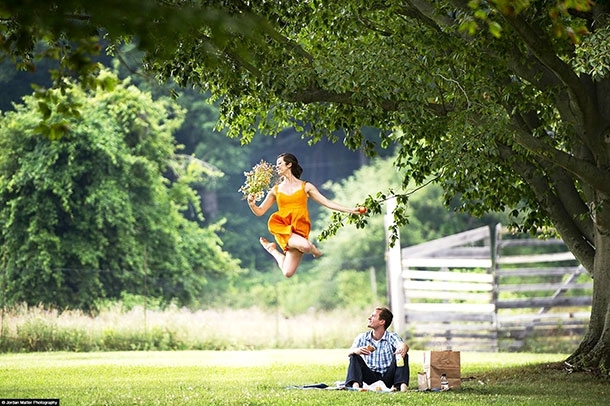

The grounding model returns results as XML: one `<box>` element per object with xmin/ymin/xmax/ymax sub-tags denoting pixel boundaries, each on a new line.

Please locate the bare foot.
<box><xmin>312</xmin><ymin>246</ymin><xmax>323</xmax><ymax>258</ymax></box>
<box><xmin>259</xmin><ymin>237</ymin><xmax>277</xmax><ymax>254</ymax></box>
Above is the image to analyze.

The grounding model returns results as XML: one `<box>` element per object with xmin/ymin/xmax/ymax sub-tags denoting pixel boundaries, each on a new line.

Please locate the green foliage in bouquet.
<box><xmin>238</xmin><ymin>160</ymin><xmax>280</xmax><ymax>201</ymax></box>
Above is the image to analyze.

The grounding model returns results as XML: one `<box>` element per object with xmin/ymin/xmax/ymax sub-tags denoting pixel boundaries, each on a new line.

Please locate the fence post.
<box><xmin>492</xmin><ymin>223</ymin><xmax>502</xmax><ymax>329</ymax></box>
<box><xmin>385</xmin><ymin>196</ymin><xmax>405</xmax><ymax>334</ymax></box>
<box><xmin>369</xmin><ymin>266</ymin><xmax>377</xmax><ymax>306</ymax></box>
<box><xmin>0</xmin><ymin>245</ymin><xmax>6</xmax><ymax>343</ymax></box>
<box><xmin>143</xmin><ymin>246</ymin><xmax>148</xmax><ymax>334</ymax></box>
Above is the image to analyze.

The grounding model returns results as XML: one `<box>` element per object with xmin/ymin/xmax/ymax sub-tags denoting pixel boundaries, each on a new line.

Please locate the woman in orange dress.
<box><xmin>247</xmin><ymin>153</ymin><xmax>363</xmax><ymax>277</ymax></box>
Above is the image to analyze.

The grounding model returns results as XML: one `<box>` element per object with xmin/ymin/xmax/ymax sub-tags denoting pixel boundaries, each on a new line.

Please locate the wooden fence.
<box><xmin>386</xmin><ymin>215</ymin><xmax>592</xmax><ymax>352</ymax></box>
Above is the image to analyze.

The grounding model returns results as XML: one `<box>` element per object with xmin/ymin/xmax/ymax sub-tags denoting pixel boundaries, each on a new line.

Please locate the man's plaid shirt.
<box><xmin>350</xmin><ymin>330</ymin><xmax>404</xmax><ymax>374</ymax></box>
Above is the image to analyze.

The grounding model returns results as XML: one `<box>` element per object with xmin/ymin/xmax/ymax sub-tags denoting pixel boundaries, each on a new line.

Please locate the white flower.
<box><xmin>238</xmin><ymin>160</ymin><xmax>279</xmax><ymax>202</ymax></box>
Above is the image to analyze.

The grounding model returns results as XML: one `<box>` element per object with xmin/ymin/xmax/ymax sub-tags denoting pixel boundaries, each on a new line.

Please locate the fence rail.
<box><xmin>385</xmin><ymin>218</ymin><xmax>592</xmax><ymax>352</ymax></box>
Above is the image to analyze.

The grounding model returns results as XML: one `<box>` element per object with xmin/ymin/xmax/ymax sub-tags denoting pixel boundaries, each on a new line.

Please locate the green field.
<box><xmin>0</xmin><ymin>349</ymin><xmax>607</xmax><ymax>405</ymax></box>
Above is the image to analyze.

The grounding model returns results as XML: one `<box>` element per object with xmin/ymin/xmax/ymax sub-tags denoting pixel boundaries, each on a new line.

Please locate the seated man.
<box><xmin>345</xmin><ymin>306</ymin><xmax>409</xmax><ymax>392</ymax></box>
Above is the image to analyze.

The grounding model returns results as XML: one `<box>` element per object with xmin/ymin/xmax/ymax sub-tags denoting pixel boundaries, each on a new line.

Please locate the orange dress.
<box><xmin>268</xmin><ymin>181</ymin><xmax>311</xmax><ymax>252</ymax></box>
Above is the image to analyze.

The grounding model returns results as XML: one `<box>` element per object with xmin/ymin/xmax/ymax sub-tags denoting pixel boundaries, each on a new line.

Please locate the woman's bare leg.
<box><xmin>260</xmin><ymin>236</ymin><xmax>315</xmax><ymax>277</ymax></box>
<box><xmin>287</xmin><ymin>234</ymin><xmax>323</xmax><ymax>258</ymax></box>
<box><xmin>281</xmin><ymin>249</ymin><xmax>304</xmax><ymax>278</ymax></box>
<box><xmin>260</xmin><ymin>237</ymin><xmax>285</xmax><ymax>266</ymax></box>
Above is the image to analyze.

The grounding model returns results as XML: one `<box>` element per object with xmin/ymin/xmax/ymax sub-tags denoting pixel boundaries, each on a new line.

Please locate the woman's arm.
<box><xmin>247</xmin><ymin>189</ymin><xmax>276</xmax><ymax>216</ymax></box>
<box><xmin>305</xmin><ymin>182</ymin><xmax>360</xmax><ymax>214</ymax></box>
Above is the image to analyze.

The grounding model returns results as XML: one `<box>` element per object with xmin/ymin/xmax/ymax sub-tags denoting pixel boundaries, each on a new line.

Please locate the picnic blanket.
<box><xmin>288</xmin><ymin>380</ymin><xmax>394</xmax><ymax>393</ymax></box>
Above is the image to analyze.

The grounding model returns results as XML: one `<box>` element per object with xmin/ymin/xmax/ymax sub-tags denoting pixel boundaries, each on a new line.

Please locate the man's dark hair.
<box><xmin>376</xmin><ymin>307</ymin><xmax>393</xmax><ymax>330</ymax></box>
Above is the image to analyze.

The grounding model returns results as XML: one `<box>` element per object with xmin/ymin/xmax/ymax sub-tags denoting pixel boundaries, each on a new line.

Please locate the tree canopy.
<box><xmin>0</xmin><ymin>69</ymin><xmax>240</xmax><ymax>309</ymax></box>
<box><xmin>2</xmin><ymin>0</ymin><xmax>610</xmax><ymax>370</ymax></box>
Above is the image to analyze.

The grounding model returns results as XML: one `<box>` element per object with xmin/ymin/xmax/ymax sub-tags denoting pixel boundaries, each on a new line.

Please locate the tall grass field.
<box><xmin>0</xmin><ymin>304</ymin><xmax>578</xmax><ymax>353</ymax></box>
<box><xmin>0</xmin><ymin>305</ymin><xmax>368</xmax><ymax>352</ymax></box>
<box><xmin>1</xmin><ymin>350</ymin><xmax>608</xmax><ymax>405</ymax></box>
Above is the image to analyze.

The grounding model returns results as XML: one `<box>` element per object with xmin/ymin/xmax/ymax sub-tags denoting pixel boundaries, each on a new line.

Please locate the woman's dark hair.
<box><xmin>278</xmin><ymin>153</ymin><xmax>303</xmax><ymax>179</ymax></box>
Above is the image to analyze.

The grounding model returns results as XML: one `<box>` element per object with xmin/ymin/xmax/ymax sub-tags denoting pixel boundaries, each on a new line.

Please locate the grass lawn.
<box><xmin>0</xmin><ymin>349</ymin><xmax>607</xmax><ymax>405</ymax></box>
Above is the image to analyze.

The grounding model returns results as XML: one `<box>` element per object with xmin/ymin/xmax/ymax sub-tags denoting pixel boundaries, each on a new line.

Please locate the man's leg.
<box><xmin>345</xmin><ymin>354</ymin><xmax>382</xmax><ymax>388</ymax></box>
<box><xmin>382</xmin><ymin>353</ymin><xmax>410</xmax><ymax>391</ymax></box>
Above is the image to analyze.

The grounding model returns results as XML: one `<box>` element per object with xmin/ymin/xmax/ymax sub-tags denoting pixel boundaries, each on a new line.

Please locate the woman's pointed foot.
<box><xmin>259</xmin><ymin>237</ymin><xmax>277</xmax><ymax>254</ymax></box>
<box><xmin>312</xmin><ymin>246</ymin><xmax>323</xmax><ymax>258</ymax></box>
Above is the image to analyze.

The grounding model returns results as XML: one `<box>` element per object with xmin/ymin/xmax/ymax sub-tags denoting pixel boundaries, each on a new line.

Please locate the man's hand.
<box><xmin>350</xmin><ymin>346</ymin><xmax>374</xmax><ymax>356</ymax></box>
<box><xmin>394</xmin><ymin>342</ymin><xmax>409</xmax><ymax>357</ymax></box>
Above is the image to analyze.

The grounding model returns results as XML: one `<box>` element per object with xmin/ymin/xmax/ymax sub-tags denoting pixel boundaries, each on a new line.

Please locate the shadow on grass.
<box><xmin>456</xmin><ymin>362</ymin><xmax>608</xmax><ymax>401</ymax></box>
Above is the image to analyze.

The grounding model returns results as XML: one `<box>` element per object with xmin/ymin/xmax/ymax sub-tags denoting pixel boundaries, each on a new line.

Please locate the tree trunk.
<box><xmin>567</xmin><ymin>195</ymin><xmax>610</xmax><ymax>372</ymax></box>
<box><xmin>201</xmin><ymin>188</ymin><xmax>219</xmax><ymax>221</ymax></box>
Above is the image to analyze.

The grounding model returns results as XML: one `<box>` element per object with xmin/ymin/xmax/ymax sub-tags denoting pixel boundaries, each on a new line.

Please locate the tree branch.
<box><xmin>504</xmin><ymin>41</ymin><xmax>609</xmax><ymax>177</ymax></box>
<box><xmin>506</xmin><ymin>43</ymin><xmax>563</xmax><ymax>90</ymax></box>
<box><xmin>284</xmin><ymin>86</ymin><xmax>400</xmax><ymax>111</ymax></box>
<box><xmin>509</xmin><ymin>116</ymin><xmax>610</xmax><ymax>195</ymax></box>
<box><xmin>538</xmin><ymin>159</ymin><xmax>595</xmax><ymax>244</ymax></box>
<box><xmin>501</xmin><ymin>13</ymin><xmax>598</xmax><ymax>131</ymax></box>
<box><xmin>496</xmin><ymin>142</ymin><xmax>595</xmax><ymax>271</ymax></box>
<box><xmin>400</xmin><ymin>0</ymin><xmax>456</xmax><ymax>32</ymax></box>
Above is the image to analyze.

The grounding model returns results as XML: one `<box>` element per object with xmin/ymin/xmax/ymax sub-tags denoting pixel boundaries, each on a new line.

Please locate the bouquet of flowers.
<box><xmin>238</xmin><ymin>159</ymin><xmax>279</xmax><ymax>202</ymax></box>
